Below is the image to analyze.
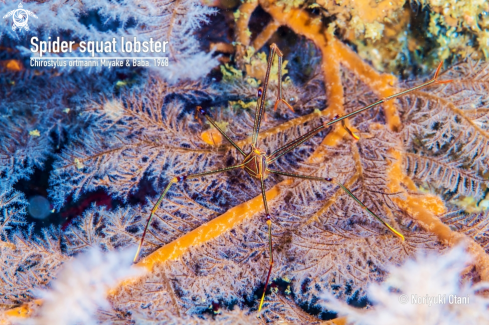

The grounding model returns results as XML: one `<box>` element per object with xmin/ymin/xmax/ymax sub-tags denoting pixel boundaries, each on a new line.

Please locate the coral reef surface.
<box><xmin>1</xmin><ymin>0</ymin><xmax>489</xmax><ymax>324</ymax></box>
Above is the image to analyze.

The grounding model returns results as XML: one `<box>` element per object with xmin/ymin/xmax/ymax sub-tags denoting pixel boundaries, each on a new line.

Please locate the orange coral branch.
<box><xmin>259</xmin><ymin>2</ymin><xmax>339</xmax><ymax>111</ymax></box>
<box><xmin>330</xmin><ymin>38</ymin><xmax>401</xmax><ymax>131</ymax></box>
<box><xmin>325</xmin><ymin>317</ymin><xmax>347</xmax><ymax>325</ymax></box>
<box><xmin>210</xmin><ymin>42</ymin><xmax>235</xmax><ymax>53</ymax></box>
<box><xmin>252</xmin><ymin>20</ymin><xmax>281</xmax><ymax>51</ymax></box>
<box><xmin>387</xmin><ymin>148</ymin><xmax>489</xmax><ymax>280</ymax></box>
<box><xmin>235</xmin><ymin>1</ymin><xmax>259</xmax><ymax>67</ymax></box>
<box><xmin>137</xmin><ymin>182</ymin><xmax>284</xmax><ymax>270</ymax></box>
<box><xmin>260</xmin><ymin>0</ymin><xmax>401</xmax><ymax>131</ymax></box>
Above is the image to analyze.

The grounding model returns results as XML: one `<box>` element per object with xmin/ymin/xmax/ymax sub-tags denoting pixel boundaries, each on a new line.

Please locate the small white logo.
<box><xmin>3</xmin><ymin>2</ymin><xmax>37</xmax><ymax>32</ymax></box>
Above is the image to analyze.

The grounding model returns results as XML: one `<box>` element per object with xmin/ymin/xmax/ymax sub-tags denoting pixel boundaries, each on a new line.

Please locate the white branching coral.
<box><xmin>1</xmin><ymin>226</ymin><xmax>66</xmax><ymax>306</ymax></box>
<box><xmin>0</xmin><ymin>70</ymin><xmax>116</xmax><ymax>188</ymax></box>
<box><xmin>0</xmin><ymin>183</ymin><xmax>26</xmax><ymax>236</ymax></box>
<box><xmin>0</xmin><ymin>104</ymin><xmax>51</xmax><ymax>186</ymax></box>
<box><xmin>320</xmin><ymin>245</ymin><xmax>489</xmax><ymax>325</ymax></box>
<box><xmin>23</xmin><ymin>246</ymin><xmax>146</xmax><ymax>325</ymax></box>
<box><xmin>400</xmin><ymin>60</ymin><xmax>489</xmax><ymax>199</ymax></box>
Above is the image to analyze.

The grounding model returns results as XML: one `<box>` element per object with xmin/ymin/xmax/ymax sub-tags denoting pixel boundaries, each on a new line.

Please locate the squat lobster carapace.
<box><xmin>133</xmin><ymin>44</ymin><xmax>451</xmax><ymax>312</ymax></box>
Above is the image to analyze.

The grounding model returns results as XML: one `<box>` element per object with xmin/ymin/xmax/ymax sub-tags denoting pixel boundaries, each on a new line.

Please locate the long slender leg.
<box><xmin>258</xmin><ymin>175</ymin><xmax>274</xmax><ymax>312</ymax></box>
<box><xmin>197</xmin><ymin>106</ymin><xmax>246</xmax><ymax>156</ymax></box>
<box><xmin>133</xmin><ymin>164</ymin><xmax>244</xmax><ymax>262</ymax></box>
<box><xmin>272</xmin><ymin>45</ymin><xmax>294</xmax><ymax>113</ymax></box>
<box><xmin>252</xmin><ymin>44</ymin><xmax>276</xmax><ymax>147</ymax></box>
<box><xmin>252</xmin><ymin>44</ymin><xmax>298</xmax><ymax>147</ymax></box>
<box><xmin>267</xmin><ymin>169</ymin><xmax>405</xmax><ymax>240</ymax></box>
<box><xmin>268</xmin><ymin>123</ymin><xmax>328</xmax><ymax>163</ymax></box>
<box><xmin>323</xmin><ymin>61</ymin><xmax>452</xmax><ymax>128</ymax></box>
<box><xmin>267</xmin><ymin>62</ymin><xmax>452</xmax><ymax>164</ymax></box>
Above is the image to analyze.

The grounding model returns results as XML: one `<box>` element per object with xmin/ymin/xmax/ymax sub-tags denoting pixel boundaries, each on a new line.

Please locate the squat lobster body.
<box><xmin>134</xmin><ymin>44</ymin><xmax>452</xmax><ymax>312</ymax></box>
<box><xmin>243</xmin><ymin>148</ymin><xmax>269</xmax><ymax>180</ymax></box>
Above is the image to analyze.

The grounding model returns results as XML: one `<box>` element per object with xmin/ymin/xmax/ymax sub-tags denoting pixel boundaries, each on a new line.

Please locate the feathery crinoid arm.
<box><xmin>400</xmin><ymin>60</ymin><xmax>489</xmax><ymax>199</ymax></box>
<box><xmin>49</xmin><ymin>78</ymin><xmax>217</xmax><ymax>208</ymax></box>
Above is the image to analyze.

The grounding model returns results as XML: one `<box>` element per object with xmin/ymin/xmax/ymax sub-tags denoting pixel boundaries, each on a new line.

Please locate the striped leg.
<box><xmin>252</xmin><ymin>44</ymin><xmax>294</xmax><ymax>148</ymax></box>
<box><xmin>133</xmin><ymin>164</ymin><xmax>244</xmax><ymax>262</ymax></box>
<box><xmin>267</xmin><ymin>169</ymin><xmax>405</xmax><ymax>240</ymax></box>
<box><xmin>267</xmin><ymin>123</ymin><xmax>328</xmax><ymax>163</ymax></box>
<box><xmin>258</xmin><ymin>175</ymin><xmax>274</xmax><ymax>312</ymax></box>
<box><xmin>252</xmin><ymin>44</ymin><xmax>276</xmax><ymax>147</ymax></box>
<box><xmin>267</xmin><ymin>62</ymin><xmax>452</xmax><ymax>164</ymax></box>
<box><xmin>197</xmin><ymin>106</ymin><xmax>246</xmax><ymax>156</ymax></box>
<box><xmin>320</xmin><ymin>61</ymin><xmax>452</xmax><ymax>129</ymax></box>
<box><xmin>271</xmin><ymin>44</ymin><xmax>294</xmax><ymax>113</ymax></box>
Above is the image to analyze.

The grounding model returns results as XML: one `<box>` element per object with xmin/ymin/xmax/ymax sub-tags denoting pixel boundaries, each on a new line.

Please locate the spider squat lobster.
<box><xmin>133</xmin><ymin>44</ymin><xmax>452</xmax><ymax>312</ymax></box>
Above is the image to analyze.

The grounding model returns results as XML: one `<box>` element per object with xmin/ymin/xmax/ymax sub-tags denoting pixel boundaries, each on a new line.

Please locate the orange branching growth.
<box><xmin>324</xmin><ymin>317</ymin><xmax>347</xmax><ymax>325</ymax></box>
<box><xmin>234</xmin><ymin>0</ymin><xmax>258</xmax><ymax>68</ymax></box>
<box><xmin>252</xmin><ymin>20</ymin><xmax>281</xmax><ymax>52</ymax></box>
<box><xmin>209</xmin><ymin>42</ymin><xmax>234</xmax><ymax>54</ymax></box>
<box><xmin>387</xmin><ymin>148</ymin><xmax>489</xmax><ymax>280</ymax></box>
<box><xmin>136</xmin><ymin>183</ymin><xmax>283</xmax><ymax>271</ymax></box>
<box><xmin>258</xmin><ymin>0</ymin><xmax>401</xmax><ymax>131</ymax></box>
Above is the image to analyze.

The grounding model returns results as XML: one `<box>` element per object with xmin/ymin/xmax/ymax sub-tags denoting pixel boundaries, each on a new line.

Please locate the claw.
<box><xmin>434</xmin><ymin>60</ymin><xmax>443</xmax><ymax>79</ymax></box>
<box><xmin>342</xmin><ymin>121</ymin><xmax>360</xmax><ymax>140</ymax></box>
<box><xmin>432</xmin><ymin>61</ymin><xmax>453</xmax><ymax>85</ymax></box>
<box><xmin>274</xmin><ymin>99</ymin><xmax>295</xmax><ymax>113</ymax></box>
<box><xmin>434</xmin><ymin>79</ymin><xmax>453</xmax><ymax>85</ymax></box>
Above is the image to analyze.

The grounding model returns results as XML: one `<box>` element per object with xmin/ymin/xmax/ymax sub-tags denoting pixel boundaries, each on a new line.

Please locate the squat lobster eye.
<box><xmin>257</xmin><ymin>87</ymin><xmax>263</xmax><ymax>98</ymax></box>
<box><xmin>197</xmin><ymin>106</ymin><xmax>206</xmax><ymax>115</ymax></box>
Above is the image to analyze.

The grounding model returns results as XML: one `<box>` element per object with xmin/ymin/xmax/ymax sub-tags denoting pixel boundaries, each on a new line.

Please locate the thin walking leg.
<box><xmin>323</xmin><ymin>61</ymin><xmax>452</xmax><ymax>128</ymax></box>
<box><xmin>258</xmin><ymin>175</ymin><xmax>274</xmax><ymax>312</ymax></box>
<box><xmin>134</xmin><ymin>164</ymin><xmax>244</xmax><ymax>262</ymax></box>
<box><xmin>272</xmin><ymin>44</ymin><xmax>294</xmax><ymax>113</ymax></box>
<box><xmin>267</xmin><ymin>123</ymin><xmax>328</xmax><ymax>163</ymax></box>
<box><xmin>267</xmin><ymin>169</ymin><xmax>405</xmax><ymax>240</ymax></box>
<box><xmin>252</xmin><ymin>44</ymin><xmax>276</xmax><ymax>148</ymax></box>
<box><xmin>267</xmin><ymin>62</ymin><xmax>452</xmax><ymax>164</ymax></box>
<box><xmin>197</xmin><ymin>106</ymin><xmax>246</xmax><ymax>156</ymax></box>
<box><xmin>252</xmin><ymin>44</ymin><xmax>295</xmax><ymax>148</ymax></box>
